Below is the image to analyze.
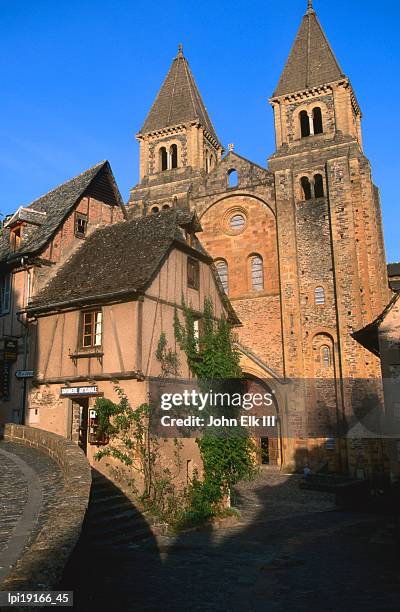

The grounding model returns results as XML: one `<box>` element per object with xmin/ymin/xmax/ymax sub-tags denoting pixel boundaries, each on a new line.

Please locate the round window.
<box><xmin>230</xmin><ymin>214</ymin><xmax>245</xmax><ymax>230</ymax></box>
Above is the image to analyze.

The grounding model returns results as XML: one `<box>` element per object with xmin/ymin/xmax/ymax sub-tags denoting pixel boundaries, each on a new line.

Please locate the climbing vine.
<box><xmin>93</xmin><ymin>299</ymin><xmax>256</xmax><ymax>528</ymax></box>
<box><xmin>174</xmin><ymin>297</ymin><xmax>257</xmax><ymax>523</ymax></box>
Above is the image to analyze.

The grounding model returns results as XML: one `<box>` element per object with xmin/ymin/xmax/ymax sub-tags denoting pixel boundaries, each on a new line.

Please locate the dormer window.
<box><xmin>75</xmin><ymin>212</ymin><xmax>87</xmax><ymax>238</ymax></box>
<box><xmin>187</xmin><ymin>257</ymin><xmax>200</xmax><ymax>290</ymax></box>
<box><xmin>10</xmin><ymin>226</ymin><xmax>22</xmax><ymax>251</ymax></box>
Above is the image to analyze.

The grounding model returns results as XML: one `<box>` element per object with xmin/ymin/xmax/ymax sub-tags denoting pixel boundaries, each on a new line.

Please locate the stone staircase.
<box><xmin>81</xmin><ymin>469</ymin><xmax>155</xmax><ymax>548</ymax></box>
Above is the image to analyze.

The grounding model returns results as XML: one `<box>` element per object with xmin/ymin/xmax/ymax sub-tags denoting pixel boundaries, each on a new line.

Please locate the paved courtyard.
<box><xmin>63</xmin><ymin>467</ymin><xmax>400</xmax><ymax>611</ymax></box>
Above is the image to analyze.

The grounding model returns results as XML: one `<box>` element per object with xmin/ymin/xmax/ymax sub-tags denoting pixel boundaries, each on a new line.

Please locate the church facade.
<box><xmin>0</xmin><ymin>3</ymin><xmax>393</xmax><ymax>477</ymax></box>
<box><xmin>128</xmin><ymin>3</ymin><xmax>391</xmax><ymax>474</ymax></box>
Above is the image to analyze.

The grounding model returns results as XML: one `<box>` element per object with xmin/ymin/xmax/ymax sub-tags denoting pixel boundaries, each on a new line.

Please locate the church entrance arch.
<box><xmin>243</xmin><ymin>374</ymin><xmax>282</xmax><ymax>466</ymax></box>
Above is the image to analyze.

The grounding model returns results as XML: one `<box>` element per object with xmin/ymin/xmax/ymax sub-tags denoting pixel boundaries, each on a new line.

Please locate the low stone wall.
<box><xmin>0</xmin><ymin>423</ymin><xmax>91</xmax><ymax>591</ymax></box>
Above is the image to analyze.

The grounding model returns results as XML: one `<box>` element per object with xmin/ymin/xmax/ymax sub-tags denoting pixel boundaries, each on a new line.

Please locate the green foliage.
<box><xmin>174</xmin><ymin>297</ymin><xmax>242</xmax><ymax>379</ymax></box>
<box><xmin>93</xmin><ymin>300</ymin><xmax>256</xmax><ymax>530</ymax></box>
<box><xmin>94</xmin><ymin>387</ymin><xmax>154</xmax><ymax>493</ymax></box>
<box><xmin>156</xmin><ymin>332</ymin><xmax>180</xmax><ymax>377</ymax></box>
<box><xmin>174</xmin><ymin>297</ymin><xmax>257</xmax><ymax>515</ymax></box>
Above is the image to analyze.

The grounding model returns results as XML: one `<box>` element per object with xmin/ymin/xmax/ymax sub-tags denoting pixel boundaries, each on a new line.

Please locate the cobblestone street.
<box><xmin>0</xmin><ymin>441</ymin><xmax>63</xmax><ymax>583</ymax></box>
<box><xmin>63</xmin><ymin>467</ymin><xmax>400</xmax><ymax>611</ymax></box>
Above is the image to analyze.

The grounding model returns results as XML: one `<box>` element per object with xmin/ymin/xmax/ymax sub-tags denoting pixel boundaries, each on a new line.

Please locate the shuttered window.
<box><xmin>0</xmin><ymin>274</ymin><xmax>11</xmax><ymax>315</ymax></box>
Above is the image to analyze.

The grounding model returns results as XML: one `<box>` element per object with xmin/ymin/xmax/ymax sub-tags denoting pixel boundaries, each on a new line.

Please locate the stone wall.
<box><xmin>0</xmin><ymin>424</ymin><xmax>91</xmax><ymax>592</ymax></box>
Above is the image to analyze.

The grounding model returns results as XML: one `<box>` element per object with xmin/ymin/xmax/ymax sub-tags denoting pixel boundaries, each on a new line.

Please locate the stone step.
<box><xmin>90</xmin><ymin>480</ymin><xmax>118</xmax><ymax>495</ymax></box>
<box><xmin>88</xmin><ymin>508</ymin><xmax>142</xmax><ymax>526</ymax></box>
<box><xmin>90</xmin><ymin>490</ymin><xmax>128</xmax><ymax>505</ymax></box>
<box><xmin>88</xmin><ymin>526</ymin><xmax>154</xmax><ymax>548</ymax></box>
<box><xmin>83</xmin><ymin>516</ymin><xmax>149</xmax><ymax>541</ymax></box>
<box><xmin>87</xmin><ymin>498</ymin><xmax>136</xmax><ymax>519</ymax></box>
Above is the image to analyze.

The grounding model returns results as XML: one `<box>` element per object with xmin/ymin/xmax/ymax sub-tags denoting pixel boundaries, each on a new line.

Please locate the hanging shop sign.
<box><xmin>60</xmin><ymin>385</ymin><xmax>100</xmax><ymax>398</ymax></box>
<box><xmin>3</xmin><ymin>339</ymin><xmax>18</xmax><ymax>362</ymax></box>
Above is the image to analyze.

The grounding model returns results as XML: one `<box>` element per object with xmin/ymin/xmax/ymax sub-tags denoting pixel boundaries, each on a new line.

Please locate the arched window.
<box><xmin>205</xmin><ymin>151</ymin><xmax>209</xmax><ymax>173</ymax></box>
<box><xmin>228</xmin><ymin>169</ymin><xmax>238</xmax><ymax>188</ymax></box>
<box><xmin>170</xmin><ymin>144</ymin><xmax>178</xmax><ymax>169</ymax></box>
<box><xmin>321</xmin><ymin>346</ymin><xmax>331</xmax><ymax>367</ymax></box>
<box><xmin>301</xmin><ymin>177</ymin><xmax>312</xmax><ymax>200</ymax></box>
<box><xmin>159</xmin><ymin>147</ymin><xmax>168</xmax><ymax>171</ymax></box>
<box><xmin>251</xmin><ymin>255</ymin><xmax>264</xmax><ymax>291</ymax></box>
<box><xmin>215</xmin><ymin>259</ymin><xmax>228</xmax><ymax>293</ymax></box>
<box><xmin>314</xmin><ymin>174</ymin><xmax>324</xmax><ymax>198</ymax></box>
<box><xmin>151</xmin><ymin>206</ymin><xmax>159</xmax><ymax>214</ymax></box>
<box><xmin>313</xmin><ymin>107</ymin><xmax>323</xmax><ymax>135</ymax></box>
<box><xmin>300</xmin><ymin>110</ymin><xmax>310</xmax><ymax>138</ymax></box>
<box><xmin>315</xmin><ymin>286</ymin><xmax>325</xmax><ymax>305</ymax></box>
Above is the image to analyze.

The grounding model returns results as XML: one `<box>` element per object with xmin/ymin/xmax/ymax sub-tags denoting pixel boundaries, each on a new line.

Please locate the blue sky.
<box><xmin>0</xmin><ymin>0</ymin><xmax>398</xmax><ymax>261</ymax></box>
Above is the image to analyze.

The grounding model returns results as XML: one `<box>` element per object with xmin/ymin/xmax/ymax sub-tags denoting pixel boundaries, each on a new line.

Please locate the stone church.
<box><xmin>0</xmin><ymin>2</ymin><xmax>392</xmax><ymax>476</ymax></box>
<box><xmin>127</xmin><ymin>2</ymin><xmax>391</xmax><ymax>473</ymax></box>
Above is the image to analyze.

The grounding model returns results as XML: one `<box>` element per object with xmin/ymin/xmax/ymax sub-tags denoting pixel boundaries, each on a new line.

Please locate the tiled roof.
<box><xmin>28</xmin><ymin>209</ymin><xmax>240</xmax><ymax>324</ymax></box>
<box><xmin>388</xmin><ymin>262</ymin><xmax>400</xmax><ymax>277</ymax></box>
<box><xmin>0</xmin><ymin>161</ymin><xmax>124</xmax><ymax>263</ymax></box>
<box><xmin>139</xmin><ymin>46</ymin><xmax>221</xmax><ymax>144</ymax></box>
<box><xmin>273</xmin><ymin>8</ymin><xmax>344</xmax><ymax>97</ymax></box>
<box><xmin>352</xmin><ymin>293</ymin><xmax>400</xmax><ymax>357</ymax></box>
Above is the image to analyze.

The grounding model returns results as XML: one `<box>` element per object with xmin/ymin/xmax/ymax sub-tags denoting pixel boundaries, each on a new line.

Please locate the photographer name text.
<box><xmin>160</xmin><ymin>415</ymin><xmax>276</xmax><ymax>428</ymax></box>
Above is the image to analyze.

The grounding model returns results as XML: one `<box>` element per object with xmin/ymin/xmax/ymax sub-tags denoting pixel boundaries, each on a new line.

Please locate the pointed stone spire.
<box><xmin>138</xmin><ymin>45</ymin><xmax>220</xmax><ymax>145</ymax></box>
<box><xmin>273</xmin><ymin>5</ymin><xmax>344</xmax><ymax>96</ymax></box>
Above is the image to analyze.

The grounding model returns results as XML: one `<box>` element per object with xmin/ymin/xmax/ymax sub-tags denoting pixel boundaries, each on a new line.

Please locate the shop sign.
<box><xmin>60</xmin><ymin>385</ymin><xmax>99</xmax><ymax>397</ymax></box>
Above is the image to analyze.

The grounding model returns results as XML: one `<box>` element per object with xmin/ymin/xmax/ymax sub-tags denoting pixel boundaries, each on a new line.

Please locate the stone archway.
<box><xmin>243</xmin><ymin>373</ymin><xmax>282</xmax><ymax>466</ymax></box>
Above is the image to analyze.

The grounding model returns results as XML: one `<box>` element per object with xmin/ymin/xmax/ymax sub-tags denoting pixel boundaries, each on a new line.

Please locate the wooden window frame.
<box><xmin>187</xmin><ymin>257</ymin><xmax>200</xmax><ymax>291</ymax></box>
<box><xmin>0</xmin><ymin>274</ymin><xmax>11</xmax><ymax>315</ymax></box>
<box><xmin>80</xmin><ymin>310</ymin><xmax>103</xmax><ymax>349</ymax></box>
<box><xmin>75</xmin><ymin>212</ymin><xmax>88</xmax><ymax>238</ymax></box>
<box><xmin>10</xmin><ymin>226</ymin><xmax>22</xmax><ymax>252</ymax></box>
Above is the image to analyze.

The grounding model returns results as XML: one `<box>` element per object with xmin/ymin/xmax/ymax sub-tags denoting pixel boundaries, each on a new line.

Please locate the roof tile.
<box><xmin>273</xmin><ymin>9</ymin><xmax>344</xmax><ymax>97</ymax></box>
<box><xmin>139</xmin><ymin>47</ymin><xmax>220</xmax><ymax>144</ymax></box>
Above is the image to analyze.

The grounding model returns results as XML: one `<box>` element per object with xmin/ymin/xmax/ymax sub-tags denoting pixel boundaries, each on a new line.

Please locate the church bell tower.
<box><xmin>268</xmin><ymin>2</ymin><xmax>389</xmax><ymax>473</ymax></box>
<box><xmin>128</xmin><ymin>45</ymin><xmax>223</xmax><ymax>216</ymax></box>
